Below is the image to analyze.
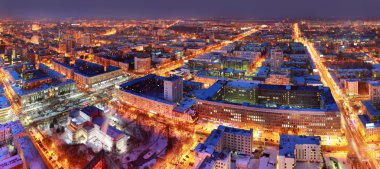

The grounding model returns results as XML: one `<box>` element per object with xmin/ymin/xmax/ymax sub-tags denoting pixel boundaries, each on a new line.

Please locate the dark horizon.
<box><xmin>0</xmin><ymin>0</ymin><xmax>379</xmax><ymax>20</ymax></box>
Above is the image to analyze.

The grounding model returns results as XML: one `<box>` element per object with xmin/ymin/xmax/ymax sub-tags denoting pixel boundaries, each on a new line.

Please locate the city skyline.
<box><xmin>0</xmin><ymin>2</ymin><xmax>379</xmax><ymax>168</ymax></box>
<box><xmin>0</xmin><ymin>0</ymin><xmax>379</xmax><ymax>19</ymax></box>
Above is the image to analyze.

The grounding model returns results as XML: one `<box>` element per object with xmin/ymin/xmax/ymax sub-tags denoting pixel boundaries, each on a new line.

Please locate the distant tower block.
<box><xmin>270</xmin><ymin>46</ymin><xmax>283</xmax><ymax>73</ymax></box>
<box><xmin>164</xmin><ymin>76</ymin><xmax>183</xmax><ymax>103</ymax></box>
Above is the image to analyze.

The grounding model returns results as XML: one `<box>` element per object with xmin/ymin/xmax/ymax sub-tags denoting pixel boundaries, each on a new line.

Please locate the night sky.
<box><xmin>0</xmin><ymin>0</ymin><xmax>379</xmax><ymax>19</ymax></box>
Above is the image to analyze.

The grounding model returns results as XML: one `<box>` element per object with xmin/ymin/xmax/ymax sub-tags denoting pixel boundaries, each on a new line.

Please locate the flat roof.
<box><xmin>118</xmin><ymin>74</ymin><xmax>178</xmax><ymax>105</ymax></box>
<box><xmin>54</xmin><ymin>59</ymin><xmax>121</xmax><ymax>77</ymax></box>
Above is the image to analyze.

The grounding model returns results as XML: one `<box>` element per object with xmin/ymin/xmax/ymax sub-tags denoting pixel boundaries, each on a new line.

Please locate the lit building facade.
<box><xmin>66</xmin><ymin>106</ymin><xmax>129</xmax><ymax>154</ymax></box>
<box><xmin>270</xmin><ymin>47</ymin><xmax>283</xmax><ymax>73</ymax></box>
<box><xmin>265</xmin><ymin>74</ymin><xmax>290</xmax><ymax>85</ymax></box>
<box><xmin>194</xmin><ymin>125</ymin><xmax>253</xmax><ymax>169</ymax></box>
<box><xmin>93</xmin><ymin>55</ymin><xmax>130</xmax><ymax>71</ymax></box>
<box><xmin>2</xmin><ymin>63</ymin><xmax>76</xmax><ymax>108</ymax></box>
<box><xmin>116</xmin><ymin>74</ymin><xmax>194</xmax><ymax>122</ymax></box>
<box><xmin>196</xmin><ymin>80</ymin><xmax>341</xmax><ymax>136</ymax></box>
<box><xmin>164</xmin><ymin>76</ymin><xmax>183</xmax><ymax>103</ymax></box>
<box><xmin>134</xmin><ymin>56</ymin><xmax>151</xmax><ymax>73</ymax></box>
<box><xmin>52</xmin><ymin>59</ymin><xmax>124</xmax><ymax>89</ymax></box>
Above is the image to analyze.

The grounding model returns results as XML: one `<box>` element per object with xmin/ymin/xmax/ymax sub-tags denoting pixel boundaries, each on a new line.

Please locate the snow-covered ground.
<box><xmin>121</xmin><ymin>126</ymin><xmax>168</xmax><ymax>169</ymax></box>
<box><xmin>257</xmin><ymin>146</ymin><xmax>277</xmax><ymax>169</ymax></box>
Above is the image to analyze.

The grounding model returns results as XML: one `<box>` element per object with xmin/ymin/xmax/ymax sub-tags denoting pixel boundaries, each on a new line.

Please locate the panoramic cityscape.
<box><xmin>0</xmin><ymin>1</ymin><xmax>379</xmax><ymax>169</ymax></box>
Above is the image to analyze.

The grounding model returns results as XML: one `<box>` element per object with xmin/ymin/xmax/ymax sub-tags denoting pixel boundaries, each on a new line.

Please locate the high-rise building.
<box><xmin>270</xmin><ymin>47</ymin><xmax>283</xmax><ymax>73</ymax></box>
<box><xmin>164</xmin><ymin>76</ymin><xmax>183</xmax><ymax>103</ymax></box>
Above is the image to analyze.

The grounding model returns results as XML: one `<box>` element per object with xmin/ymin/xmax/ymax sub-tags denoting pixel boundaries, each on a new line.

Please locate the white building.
<box><xmin>194</xmin><ymin>125</ymin><xmax>253</xmax><ymax>169</ymax></box>
<box><xmin>66</xmin><ymin>106</ymin><xmax>129</xmax><ymax>154</ymax></box>
<box><xmin>164</xmin><ymin>76</ymin><xmax>183</xmax><ymax>103</ymax></box>
<box><xmin>277</xmin><ymin>135</ymin><xmax>322</xmax><ymax>169</ymax></box>
<box><xmin>117</xmin><ymin>74</ymin><xmax>194</xmax><ymax>122</ymax></box>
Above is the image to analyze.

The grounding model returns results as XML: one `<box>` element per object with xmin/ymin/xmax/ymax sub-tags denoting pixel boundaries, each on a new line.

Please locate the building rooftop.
<box><xmin>195</xmin><ymin>125</ymin><xmax>253</xmax><ymax>154</ymax></box>
<box><xmin>279</xmin><ymin>135</ymin><xmax>321</xmax><ymax>158</ymax></box>
<box><xmin>0</xmin><ymin>88</ymin><xmax>10</xmax><ymax>109</ymax></box>
<box><xmin>54</xmin><ymin>59</ymin><xmax>121</xmax><ymax>77</ymax></box>
<box><xmin>362</xmin><ymin>100</ymin><xmax>380</xmax><ymax>117</ymax></box>
<box><xmin>17</xmin><ymin>137</ymin><xmax>48</xmax><ymax>169</ymax></box>
<box><xmin>118</xmin><ymin>74</ymin><xmax>180</xmax><ymax>105</ymax></box>
<box><xmin>218</xmin><ymin>125</ymin><xmax>253</xmax><ymax>137</ymax></box>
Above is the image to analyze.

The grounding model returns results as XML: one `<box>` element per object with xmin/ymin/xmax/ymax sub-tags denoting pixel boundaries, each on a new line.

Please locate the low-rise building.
<box><xmin>196</xmin><ymin>80</ymin><xmax>341</xmax><ymax>137</ymax></box>
<box><xmin>0</xmin><ymin>87</ymin><xmax>11</xmax><ymax>124</ymax></box>
<box><xmin>116</xmin><ymin>74</ymin><xmax>195</xmax><ymax>122</ymax></box>
<box><xmin>52</xmin><ymin>59</ymin><xmax>124</xmax><ymax>89</ymax></box>
<box><xmin>194</xmin><ymin>125</ymin><xmax>253</xmax><ymax>169</ymax></box>
<box><xmin>66</xmin><ymin>106</ymin><xmax>129</xmax><ymax>154</ymax></box>
<box><xmin>2</xmin><ymin>63</ymin><xmax>76</xmax><ymax>108</ymax></box>
<box><xmin>277</xmin><ymin>135</ymin><xmax>322</xmax><ymax>169</ymax></box>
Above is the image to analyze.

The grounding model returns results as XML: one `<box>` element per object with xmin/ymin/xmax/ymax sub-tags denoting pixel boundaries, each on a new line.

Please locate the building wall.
<box><xmin>196</xmin><ymin>99</ymin><xmax>341</xmax><ymax>136</ymax></box>
<box><xmin>214</xmin><ymin>154</ymin><xmax>231</xmax><ymax>169</ymax></box>
<box><xmin>295</xmin><ymin>144</ymin><xmax>322</xmax><ymax>162</ymax></box>
<box><xmin>218</xmin><ymin>84</ymin><xmax>322</xmax><ymax>109</ymax></box>
<box><xmin>270</xmin><ymin>47</ymin><xmax>283</xmax><ymax>73</ymax></box>
<box><xmin>18</xmin><ymin>82</ymin><xmax>75</xmax><ymax>107</ymax></box>
<box><xmin>369</xmin><ymin>83</ymin><xmax>380</xmax><ymax>109</ymax></box>
<box><xmin>134</xmin><ymin>57</ymin><xmax>151</xmax><ymax>73</ymax></box>
<box><xmin>265</xmin><ymin>74</ymin><xmax>290</xmax><ymax>85</ymax></box>
<box><xmin>222</xmin><ymin>132</ymin><xmax>252</xmax><ymax>154</ymax></box>
<box><xmin>277</xmin><ymin>156</ymin><xmax>295</xmax><ymax>169</ymax></box>
<box><xmin>117</xmin><ymin>90</ymin><xmax>176</xmax><ymax>116</ymax></box>
<box><xmin>0</xmin><ymin>107</ymin><xmax>11</xmax><ymax>124</ymax></box>
<box><xmin>164</xmin><ymin>78</ymin><xmax>183</xmax><ymax>103</ymax></box>
<box><xmin>73</xmin><ymin>68</ymin><xmax>123</xmax><ymax>88</ymax></box>
<box><xmin>357</xmin><ymin>121</ymin><xmax>380</xmax><ymax>142</ymax></box>
<box><xmin>0</xmin><ymin>127</ymin><xmax>11</xmax><ymax>144</ymax></box>
<box><xmin>52</xmin><ymin>61</ymin><xmax>74</xmax><ymax>79</ymax></box>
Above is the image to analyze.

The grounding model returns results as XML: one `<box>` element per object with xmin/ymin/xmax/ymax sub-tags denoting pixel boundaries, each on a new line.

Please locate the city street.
<box><xmin>294</xmin><ymin>23</ymin><xmax>379</xmax><ymax>169</ymax></box>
